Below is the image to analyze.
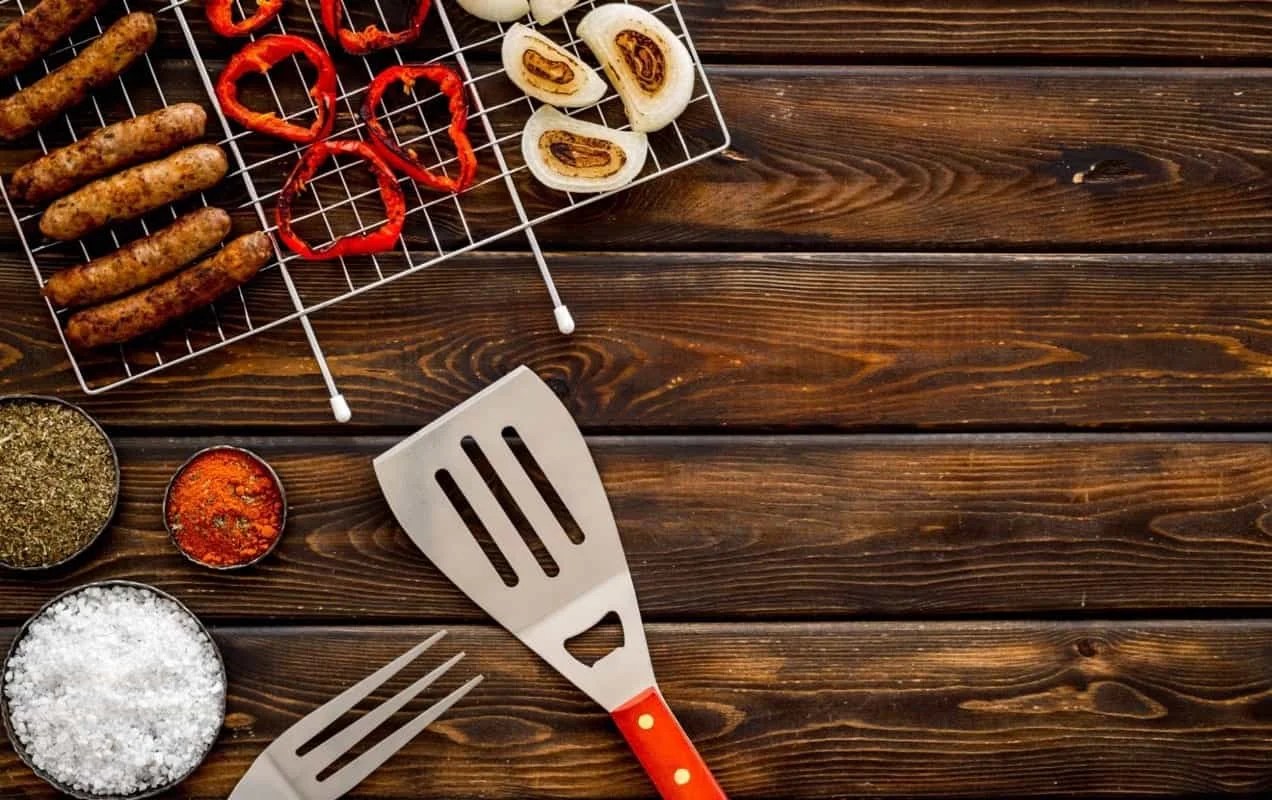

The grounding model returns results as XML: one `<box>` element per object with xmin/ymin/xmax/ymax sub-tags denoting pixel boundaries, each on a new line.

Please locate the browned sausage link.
<box><xmin>0</xmin><ymin>12</ymin><xmax>156</xmax><ymax>141</ymax></box>
<box><xmin>43</xmin><ymin>207</ymin><xmax>232</xmax><ymax>308</ymax></box>
<box><xmin>10</xmin><ymin>103</ymin><xmax>208</xmax><ymax>204</ymax></box>
<box><xmin>39</xmin><ymin>143</ymin><xmax>228</xmax><ymax>241</ymax></box>
<box><xmin>65</xmin><ymin>231</ymin><xmax>272</xmax><ymax>349</ymax></box>
<box><xmin>0</xmin><ymin>0</ymin><xmax>109</xmax><ymax>80</ymax></box>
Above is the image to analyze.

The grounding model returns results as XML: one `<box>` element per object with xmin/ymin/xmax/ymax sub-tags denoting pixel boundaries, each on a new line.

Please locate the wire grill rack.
<box><xmin>0</xmin><ymin>0</ymin><xmax>730</xmax><ymax>420</ymax></box>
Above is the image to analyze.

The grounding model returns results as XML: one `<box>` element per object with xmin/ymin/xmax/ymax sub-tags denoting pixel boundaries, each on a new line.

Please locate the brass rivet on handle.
<box><xmin>674</xmin><ymin>768</ymin><xmax>691</xmax><ymax>785</ymax></box>
<box><xmin>638</xmin><ymin>714</ymin><xmax>655</xmax><ymax>730</ymax></box>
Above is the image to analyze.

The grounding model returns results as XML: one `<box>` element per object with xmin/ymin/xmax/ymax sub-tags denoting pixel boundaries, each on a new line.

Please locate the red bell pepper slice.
<box><xmin>320</xmin><ymin>0</ymin><xmax>431</xmax><ymax>55</ymax></box>
<box><xmin>276</xmin><ymin>138</ymin><xmax>406</xmax><ymax>260</ymax></box>
<box><xmin>205</xmin><ymin>0</ymin><xmax>283</xmax><ymax>37</ymax></box>
<box><xmin>360</xmin><ymin>63</ymin><xmax>477</xmax><ymax>194</ymax></box>
<box><xmin>216</xmin><ymin>35</ymin><xmax>337</xmax><ymax>145</ymax></box>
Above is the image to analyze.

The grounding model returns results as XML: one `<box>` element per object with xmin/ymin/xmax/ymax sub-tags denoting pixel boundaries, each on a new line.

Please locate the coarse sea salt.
<box><xmin>4</xmin><ymin>584</ymin><xmax>224</xmax><ymax>796</ymax></box>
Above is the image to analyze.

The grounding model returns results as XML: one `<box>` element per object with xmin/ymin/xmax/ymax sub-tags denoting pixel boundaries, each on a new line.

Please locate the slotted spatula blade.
<box><xmin>375</xmin><ymin>366</ymin><xmax>649</xmax><ymax>706</ymax></box>
<box><xmin>374</xmin><ymin>366</ymin><xmax>726</xmax><ymax>800</ymax></box>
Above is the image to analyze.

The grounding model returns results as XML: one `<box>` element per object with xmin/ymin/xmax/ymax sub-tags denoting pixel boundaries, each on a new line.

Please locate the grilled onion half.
<box><xmin>522</xmin><ymin>106</ymin><xmax>648</xmax><ymax>193</ymax></box>
<box><xmin>578</xmin><ymin>4</ymin><xmax>693</xmax><ymax>132</ymax></box>
<box><xmin>455</xmin><ymin>0</ymin><xmax>528</xmax><ymax>22</ymax></box>
<box><xmin>503</xmin><ymin>23</ymin><xmax>606</xmax><ymax>108</ymax></box>
<box><xmin>530</xmin><ymin>0</ymin><xmax>578</xmax><ymax>24</ymax></box>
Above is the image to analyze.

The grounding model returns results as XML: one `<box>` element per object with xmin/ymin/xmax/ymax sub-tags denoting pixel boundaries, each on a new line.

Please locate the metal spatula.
<box><xmin>374</xmin><ymin>366</ymin><xmax>726</xmax><ymax>800</ymax></box>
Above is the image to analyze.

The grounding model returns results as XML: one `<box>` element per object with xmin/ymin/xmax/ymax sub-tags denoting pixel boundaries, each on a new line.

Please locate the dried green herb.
<box><xmin>0</xmin><ymin>400</ymin><xmax>116</xmax><ymax>568</ymax></box>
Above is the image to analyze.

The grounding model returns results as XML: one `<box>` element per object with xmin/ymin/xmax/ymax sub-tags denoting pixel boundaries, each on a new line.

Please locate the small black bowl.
<box><xmin>163</xmin><ymin>445</ymin><xmax>287</xmax><ymax>570</ymax></box>
<box><xmin>0</xmin><ymin>580</ymin><xmax>227</xmax><ymax>800</ymax></box>
<box><xmin>0</xmin><ymin>395</ymin><xmax>120</xmax><ymax>571</ymax></box>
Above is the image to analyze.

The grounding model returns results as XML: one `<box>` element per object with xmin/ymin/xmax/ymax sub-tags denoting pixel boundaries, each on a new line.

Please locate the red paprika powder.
<box><xmin>165</xmin><ymin>447</ymin><xmax>285</xmax><ymax>568</ymax></box>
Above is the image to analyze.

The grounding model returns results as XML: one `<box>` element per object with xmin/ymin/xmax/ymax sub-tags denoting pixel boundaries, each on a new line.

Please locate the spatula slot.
<box><xmin>503</xmin><ymin>426</ymin><xmax>587</xmax><ymax>545</ymax></box>
<box><xmin>564</xmin><ymin>611</ymin><xmax>625</xmax><ymax>668</ymax></box>
<box><xmin>435</xmin><ymin>468</ymin><xmax>520</xmax><ymax>587</ymax></box>
<box><xmin>461</xmin><ymin>436</ymin><xmax>561</xmax><ymax>578</ymax></box>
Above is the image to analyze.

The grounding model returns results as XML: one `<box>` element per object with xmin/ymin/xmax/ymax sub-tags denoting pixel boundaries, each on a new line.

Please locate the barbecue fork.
<box><xmin>228</xmin><ymin>631</ymin><xmax>482</xmax><ymax>799</ymax></box>
<box><xmin>375</xmin><ymin>366</ymin><xmax>727</xmax><ymax>799</ymax></box>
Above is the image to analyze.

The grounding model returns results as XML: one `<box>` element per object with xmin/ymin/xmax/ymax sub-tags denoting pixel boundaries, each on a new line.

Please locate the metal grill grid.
<box><xmin>1</xmin><ymin>0</ymin><xmax>730</xmax><ymax>419</ymax></box>
<box><xmin>0</xmin><ymin>0</ymin><xmax>275</xmax><ymax>389</ymax></box>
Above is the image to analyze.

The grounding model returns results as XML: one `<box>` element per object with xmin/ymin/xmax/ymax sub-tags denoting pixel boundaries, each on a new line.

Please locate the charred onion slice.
<box><xmin>578</xmin><ymin>3</ymin><xmax>693</xmax><ymax>133</ymax></box>
<box><xmin>521</xmin><ymin>105</ymin><xmax>647</xmax><ymax>193</ymax></box>
<box><xmin>502</xmin><ymin>23</ymin><xmax>605</xmax><ymax>108</ymax></box>
<box><xmin>455</xmin><ymin>0</ymin><xmax>527</xmax><ymax>22</ymax></box>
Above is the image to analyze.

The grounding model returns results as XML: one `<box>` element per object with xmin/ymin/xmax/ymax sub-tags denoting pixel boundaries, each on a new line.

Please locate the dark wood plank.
<box><xmin>9</xmin><ymin>66</ymin><xmax>1272</xmax><ymax>250</ymax></box>
<box><xmin>677</xmin><ymin>1</ymin><xmax>1272</xmax><ymax>64</ymax></box>
<box><xmin>502</xmin><ymin>65</ymin><xmax>1272</xmax><ymax>250</ymax></box>
<box><xmin>2</xmin><ymin>251</ymin><xmax>1271</xmax><ymax>431</ymax></box>
<box><xmin>54</xmin><ymin>1</ymin><xmax>1272</xmax><ymax>62</ymax></box>
<box><xmin>2</xmin><ymin>434</ymin><xmax>1270</xmax><ymax>623</ymax></box>
<box><xmin>2</xmin><ymin>621</ymin><xmax>1271</xmax><ymax>798</ymax></box>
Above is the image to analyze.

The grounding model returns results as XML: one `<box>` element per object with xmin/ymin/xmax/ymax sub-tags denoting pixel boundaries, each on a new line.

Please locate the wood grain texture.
<box><xmin>2</xmin><ymin>621</ymin><xmax>1272</xmax><ymax>798</ymax></box>
<box><xmin>1</xmin><ymin>434</ymin><xmax>1269</xmax><ymax>623</ymax></box>
<box><xmin>0</xmin><ymin>5</ymin><xmax>1267</xmax><ymax>800</ymax></box>
<box><xmin>8</xmin><ymin>65</ymin><xmax>1272</xmax><ymax>250</ymax></box>
<box><xmin>675</xmin><ymin>0</ymin><xmax>1272</xmax><ymax>64</ymax></box>
<box><xmin>36</xmin><ymin>1</ymin><xmax>1272</xmax><ymax>62</ymax></box>
<box><xmin>1</xmin><ymin>251</ymin><xmax>1270</xmax><ymax>431</ymax></box>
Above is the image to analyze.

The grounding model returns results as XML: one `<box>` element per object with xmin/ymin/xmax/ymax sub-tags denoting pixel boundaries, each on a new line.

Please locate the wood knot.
<box><xmin>1057</xmin><ymin>147</ymin><xmax>1155</xmax><ymax>191</ymax></box>
<box><xmin>1075</xmin><ymin>638</ymin><xmax>1099</xmax><ymax>658</ymax></box>
<box><xmin>223</xmin><ymin>712</ymin><xmax>255</xmax><ymax>732</ymax></box>
<box><xmin>1073</xmin><ymin>159</ymin><xmax>1141</xmax><ymax>185</ymax></box>
<box><xmin>1256</xmin><ymin>505</ymin><xmax>1272</xmax><ymax>536</ymax></box>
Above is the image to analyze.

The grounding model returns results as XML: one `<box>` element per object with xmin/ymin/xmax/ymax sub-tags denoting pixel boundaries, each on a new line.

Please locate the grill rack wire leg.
<box><xmin>174</xmin><ymin>2</ymin><xmax>353</xmax><ymax>423</ymax></box>
<box><xmin>434</xmin><ymin>0</ymin><xmax>574</xmax><ymax>335</ymax></box>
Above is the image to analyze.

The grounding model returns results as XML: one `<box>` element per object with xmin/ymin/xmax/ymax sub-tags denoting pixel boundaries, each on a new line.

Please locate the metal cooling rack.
<box><xmin>0</xmin><ymin>0</ymin><xmax>730</xmax><ymax>421</ymax></box>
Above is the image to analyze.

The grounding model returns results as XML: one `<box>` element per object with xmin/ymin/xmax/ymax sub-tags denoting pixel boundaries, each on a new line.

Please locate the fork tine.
<box><xmin>300</xmin><ymin>651</ymin><xmax>465</xmax><ymax>773</ymax></box>
<box><xmin>276</xmin><ymin>631</ymin><xmax>448</xmax><ymax>752</ymax></box>
<box><xmin>319</xmin><ymin>674</ymin><xmax>485</xmax><ymax>798</ymax></box>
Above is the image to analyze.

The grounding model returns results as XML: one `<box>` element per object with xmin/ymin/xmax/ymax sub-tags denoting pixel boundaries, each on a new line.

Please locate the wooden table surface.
<box><xmin>5</xmin><ymin>1</ymin><xmax>1272</xmax><ymax>798</ymax></box>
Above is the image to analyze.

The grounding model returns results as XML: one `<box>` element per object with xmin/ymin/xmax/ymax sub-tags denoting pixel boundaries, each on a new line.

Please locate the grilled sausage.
<box><xmin>66</xmin><ymin>231</ymin><xmax>272</xmax><ymax>349</ymax></box>
<box><xmin>0</xmin><ymin>0</ymin><xmax>109</xmax><ymax>80</ymax></box>
<box><xmin>0</xmin><ymin>12</ymin><xmax>156</xmax><ymax>141</ymax></box>
<box><xmin>11</xmin><ymin>103</ymin><xmax>208</xmax><ymax>204</ymax></box>
<box><xmin>43</xmin><ymin>207</ymin><xmax>232</xmax><ymax>308</ymax></box>
<box><xmin>39</xmin><ymin>143</ymin><xmax>228</xmax><ymax>241</ymax></box>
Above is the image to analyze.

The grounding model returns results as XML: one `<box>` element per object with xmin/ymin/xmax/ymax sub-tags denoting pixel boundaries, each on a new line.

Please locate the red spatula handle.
<box><xmin>611</xmin><ymin>686</ymin><xmax>727</xmax><ymax>799</ymax></box>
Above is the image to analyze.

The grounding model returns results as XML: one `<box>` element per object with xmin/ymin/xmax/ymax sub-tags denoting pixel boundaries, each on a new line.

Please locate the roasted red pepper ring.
<box><xmin>321</xmin><ymin>0</ymin><xmax>431</xmax><ymax>55</ymax></box>
<box><xmin>276</xmin><ymin>138</ymin><xmax>406</xmax><ymax>260</ymax></box>
<box><xmin>360</xmin><ymin>64</ymin><xmax>477</xmax><ymax>195</ymax></box>
<box><xmin>216</xmin><ymin>34</ymin><xmax>337</xmax><ymax>145</ymax></box>
<box><xmin>205</xmin><ymin>0</ymin><xmax>283</xmax><ymax>37</ymax></box>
